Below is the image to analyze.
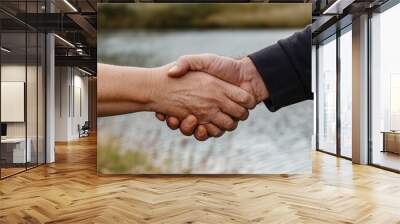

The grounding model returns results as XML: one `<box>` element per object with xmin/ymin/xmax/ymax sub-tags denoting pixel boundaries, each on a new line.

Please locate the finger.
<box><xmin>155</xmin><ymin>113</ymin><xmax>166</xmax><ymax>121</ymax></box>
<box><xmin>168</xmin><ymin>63</ymin><xmax>188</xmax><ymax>77</ymax></box>
<box><xmin>218</xmin><ymin>99</ymin><xmax>249</xmax><ymax>121</ymax></box>
<box><xmin>194</xmin><ymin>125</ymin><xmax>208</xmax><ymax>141</ymax></box>
<box><xmin>179</xmin><ymin>114</ymin><xmax>198</xmax><ymax>136</ymax></box>
<box><xmin>223</xmin><ymin>85</ymin><xmax>257</xmax><ymax>109</ymax></box>
<box><xmin>168</xmin><ymin>54</ymin><xmax>216</xmax><ymax>77</ymax></box>
<box><xmin>168</xmin><ymin>57</ymin><xmax>193</xmax><ymax>77</ymax></box>
<box><xmin>211</xmin><ymin>112</ymin><xmax>238</xmax><ymax>131</ymax></box>
<box><xmin>204</xmin><ymin>123</ymin><xmax>224</xmax><ymax>137</ymax></box>
<box><xmin>166</xmin><ymin>116</ymin><xmax>180</xmax><ymax>130</ymax></box>
<box><xmin>168</xmin><ymin>54</ymin><xmax>241</xmax><ymax>85</ymax></box>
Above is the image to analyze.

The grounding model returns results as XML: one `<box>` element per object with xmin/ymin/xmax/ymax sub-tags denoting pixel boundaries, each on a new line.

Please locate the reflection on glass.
<box><xmin>1</xmin><ymin>31</ymin><xmax>27</xmax><ymax>177</ymax></box>
<box><xmin>0</xmin><ymin>1</ymin><xmax>47</xmax><ymax>179</ymax></box>
<box><xmin>318</xmin><ymin>37</ymin><xmax>337</xmax><ymax>154</ymax></box>
<box><xmin>371</xmin><ymin>3</ymin><xmax>400</xmax><ymax>171</ymax></box>
<box><xmin>390</xmin><ymin>75</ymin><xmax>400</xmax><ymax>130</ymax></box>
<box><xmin>340</xmin><ymin>29</ymin><xmax>352</xmax><ymax>158</ymax></box>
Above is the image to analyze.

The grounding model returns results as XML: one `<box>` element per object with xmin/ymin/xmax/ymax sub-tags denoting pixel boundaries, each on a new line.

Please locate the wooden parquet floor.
<box><xmin>1</xmin><ymin>135</ymin><xmax>400</xmax><ymax>224</ymax></box>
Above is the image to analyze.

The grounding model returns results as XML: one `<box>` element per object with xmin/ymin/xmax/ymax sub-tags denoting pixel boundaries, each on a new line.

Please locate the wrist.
<box><xmin>117</xmin><ymin>65</ymin><xmax>163</xmax><ymax>112</ymax></box>
<box><xmin>238</xmin><ymin>57</ymin><xmax>269</xmax><ymax>102</ymax></box>
<box><xmin>144</xmin><ymin>64</ymin><xmax>174</xmax><ymax>112</ymax></box>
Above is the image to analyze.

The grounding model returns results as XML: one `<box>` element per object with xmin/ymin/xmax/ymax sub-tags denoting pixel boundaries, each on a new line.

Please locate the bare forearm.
<box><xmin>97</xmin><ymin>63</ymin><xmax>159</xmax><ymax>116</ymax></box>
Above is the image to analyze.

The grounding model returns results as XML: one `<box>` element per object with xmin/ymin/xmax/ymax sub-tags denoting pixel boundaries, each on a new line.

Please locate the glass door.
<box><xmin>1</xmin><ymin>30</ymin><xmax>28</xmax><ymax>178</ymax></box>
<box><xmin>0</xmin><ymin>1</ymin><xmax>47</xmax><ymax>179</ymax></box>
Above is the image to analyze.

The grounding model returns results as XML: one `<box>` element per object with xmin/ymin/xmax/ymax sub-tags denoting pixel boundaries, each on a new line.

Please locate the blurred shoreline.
<box><xmin>98</xmin><ymin>3</ymin><xmax>311</xmax><ymax>30</ymax></box>
<box><xmin>98</xmin><ymin>27</ymin><xmax>300</xmax><ymax>33</ymax></box>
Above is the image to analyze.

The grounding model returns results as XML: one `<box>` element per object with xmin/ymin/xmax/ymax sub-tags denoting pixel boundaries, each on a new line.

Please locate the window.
<box><xmin>370</xmin><ymin>3</ymin><xmax>400</xmax><ymax>171</ymax></box>
<box><xmin>339</xmin><ymin>28</ymin><xmax>352</xmax><ymax>158</ymax></box>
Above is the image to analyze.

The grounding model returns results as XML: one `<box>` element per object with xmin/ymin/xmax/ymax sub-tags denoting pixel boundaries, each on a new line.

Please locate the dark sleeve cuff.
<box><xmin>248</xmin><ymin>43</ymin><xmax>308</xmax><ymax>112</ymax></box>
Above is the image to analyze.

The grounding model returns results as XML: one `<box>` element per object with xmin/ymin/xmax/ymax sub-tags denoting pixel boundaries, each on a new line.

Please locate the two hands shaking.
<box><xmin>98</xmin><ymin>54</ymin><xmax>269</xmax><ymax>141</ymax></box>
<box><xmin>154</xmin><ymin>54</ymin><xmax>269</xmax><ymax>141</ymax></box>
<box><xmin>98</xmin><ymin>27</ymin><xmax>312</xmax><ymax>139</ymax></box>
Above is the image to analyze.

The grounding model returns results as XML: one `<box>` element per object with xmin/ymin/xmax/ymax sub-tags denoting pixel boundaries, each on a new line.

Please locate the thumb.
<box><xmin>168</xmin><ymin>59</ymin><xmax>190</xmax><ymax>77</ymax></box>
<box><xmin>168</xmin><ymin>54</ymin><xmax>216</xmax><ymax>78</ymax></box>
<box><xmin>169</xmin><ymin>54</ymin><xmax>242</xmax><ymax>87</ymax></box>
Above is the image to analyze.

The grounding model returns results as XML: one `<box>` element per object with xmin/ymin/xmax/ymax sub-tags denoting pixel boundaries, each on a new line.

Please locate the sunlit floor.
<box><xmin>372</xmin><ymin>150</ymin><xmax>400</xmax><ymax>171</ymax></box>
<box><xmin>0</xmin><ymin>163</ymin><xmax>43</xmax><ymax>179</ymax></box>
<box><xmin>0</xmin><ymin>167</ymin><xmax>25</xmax><ymax>178</ymax></box>
<box><xmin>0</xmin><ymin>135</ymin><xmax>400</xmax><ymax>223</ymax></box>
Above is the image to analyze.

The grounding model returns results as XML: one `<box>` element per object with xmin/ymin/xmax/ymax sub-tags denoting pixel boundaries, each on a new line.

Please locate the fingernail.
<box><xmin>168</xmin><ymin>65</ymin><xmax>179</xmax><ymax>74</ymax></box>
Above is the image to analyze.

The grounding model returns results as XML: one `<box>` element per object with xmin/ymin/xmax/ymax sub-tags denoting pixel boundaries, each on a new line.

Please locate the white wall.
<box><xmin>55</xmin><ymin>66</ymin><xmax>69</xmax><ymax>141</ymax></box>
<box><xmin>54</xmin><ymin>67</ymin><xmax>89</xmax><ymax>141</ymax></box>
<box><xmin>1</xmin><ymin>82</ymin><xmax>25</xmax><ymax>122</ymax></box>
<box><xmin>1</xmin><ymin>65</ymin><xmax>26</xmax><ymax>136</ymax></box>
<box><xmin>1</xmin><ymin>63</ymin><xmax>46</xmax><ymax>164</ymax></box>
<box><xmin>1</xmin><ymin>65</ymin><xmax>38</xmax><ymax>138</ymax></box>
<box><xmin>72</xmin><ymin>73</ymin><xmax>89</xmax><ymax>138</ymax></box>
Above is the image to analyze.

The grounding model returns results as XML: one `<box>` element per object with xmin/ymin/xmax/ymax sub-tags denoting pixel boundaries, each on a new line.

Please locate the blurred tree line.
<box><xmin>98</xmin><ymin>3</ymin><xmax>311</xmax><ymax>30</ymax></box>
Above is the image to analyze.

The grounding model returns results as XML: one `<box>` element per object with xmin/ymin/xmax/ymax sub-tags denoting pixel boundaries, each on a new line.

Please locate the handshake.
<box><xmin>99</xmin><ymin>28</ymin><xmax>310</xmax><ymax>141</ymax></box>
<box><xmin>152</xmin><ymin>54</ymin><xmax>269</xmax><ymax>141</ymax></box>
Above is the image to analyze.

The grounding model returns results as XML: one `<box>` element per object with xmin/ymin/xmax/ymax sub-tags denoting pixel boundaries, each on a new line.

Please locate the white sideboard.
<box><xmin>1</xmin><ymin>138</ymin><xmax>32</xmax><ymax>163</ymax></box>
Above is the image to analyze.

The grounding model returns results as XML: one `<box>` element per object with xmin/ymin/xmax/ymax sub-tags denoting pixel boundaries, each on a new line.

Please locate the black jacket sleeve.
<box><xmin>248</xmin><ymin>26</ymin><xmax>312</xmax><ymax>112</ymax></box>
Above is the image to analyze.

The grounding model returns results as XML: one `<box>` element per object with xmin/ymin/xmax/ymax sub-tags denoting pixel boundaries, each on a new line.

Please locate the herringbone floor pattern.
<box><xmin>1</xmin><ymin>135</ymin><xmax>400</xmax><ymax>224</ymax></box>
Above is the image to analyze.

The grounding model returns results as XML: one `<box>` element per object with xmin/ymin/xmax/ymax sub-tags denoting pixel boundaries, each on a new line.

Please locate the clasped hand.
<box><xmin>155</xmin><ymin>54</ymin><xmax>268</xmax><ymax>141</ymax></box>
<box><xmin>98</xmin><ymin>54</ymin><xmax>268</xmax><ymax>141</ymax></box>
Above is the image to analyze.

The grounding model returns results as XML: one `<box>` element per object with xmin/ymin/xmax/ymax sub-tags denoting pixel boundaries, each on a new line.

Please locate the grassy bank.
<box><xmin>98</xmin><ymin>3</ymin><xmax>311</xmax><ymax>30</ymax></box>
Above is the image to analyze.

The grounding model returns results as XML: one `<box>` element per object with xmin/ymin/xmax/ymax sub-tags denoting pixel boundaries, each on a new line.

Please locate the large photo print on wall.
<box><xmin>97</xmin><ymin>3</ymin><xmax>313</xmax><ymax>174</ymax></box>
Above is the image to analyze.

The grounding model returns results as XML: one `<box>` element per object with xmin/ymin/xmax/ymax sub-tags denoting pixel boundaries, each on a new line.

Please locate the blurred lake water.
<box><xmin>97</xmin><ymin>29</ymin><xmax>313</xmax><ymax>174</ymax></box>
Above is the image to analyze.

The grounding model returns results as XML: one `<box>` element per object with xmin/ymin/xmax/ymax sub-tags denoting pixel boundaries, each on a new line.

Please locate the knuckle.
<box><xmin>239</xmin><ymin>107</ymin><xmax>246</xmax><ymax>116</ymax></box>
<box><xmin>180</xmin><ymin>126</ymin><xmax>192</xmax><ymax>136</ymax></box>
<box><xmin>195</xmin><ymin>134</ymin><xmax>207</xmax><ymax>141</ymax></box>
<box><xmin>225</xmin><ymin>120</ymin><xmax>237</xmax><ymax>131</ymax></box>
<box><xmin>181</xmin><ymin>122</ymin><xmax>193</xmax><ymax>132</ymax></box>
<box><xmin>197</xmin><ymin>131</ymin><xmax>207</xmax><ymax>139</ymax></box>
<box><xmin>179</xmin><ymin>55</ymin><xmax>190</xmax><ymax>62</ymax></box>
<box><xmin>249</xmin><ymin>96</ymin><xmax>257</xmax><ymax>109</ymax></box>
<box><xmin>241</xmin><ymin>93</ymin><xmax>252</xmax><ymax>104</ymax></box>
<box><xmin>186</xmin><ymin>115</ymin><xmax>197</xmax><ymax>126</ymax></box>
<box><xmin>233</xmin><ymin>91</ymin><xmax>249</xmax><ymax>104</ymax></box>
<box><xmin>211</xmin><ymin>127</ymin><xmax>224</xmax><ymax>137</ymax></box>
<box><xmin>167</xmin><ymin>119</ymin><xmax>179</xmax><ymax>129</ymax></box>
<box><xmin>167</xmin><ymin>123</ymin><xmax>178</xmax><ymax>130</ymax></box>
<box><xmin>197</xmin><ymin>109</ymin><xmax>208</xmax><ymax>120</ymax></box>
<box><xmin>195</xmin><ymin>127</ymin><xmax>208</xmax><ymax>140</ymax></box>
<box><xmin>215</xmin><ymin>130</ymin><xmax>225</xmax><ymax>137</ymax></box>
<box><xmin>205</xmin><ymin>124</ymin><xmax>216</xmax><ymax>136</ymax></box>
<box><xmin>240</xmin><ymin>109</ymin><xmax>249</xmax><ymax>120</ymax></box>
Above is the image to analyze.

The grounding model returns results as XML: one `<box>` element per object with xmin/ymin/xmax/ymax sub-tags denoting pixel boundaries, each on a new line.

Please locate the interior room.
<box><xmin>370</xmin><ymin>2</ymin><xmax>400</xmax><ymax>171</ymax></box>
<box><xmin>0</xmin><ymin>16</ymin><xmax>46</xmax><ymax>178</ymax></box>
<box><xmin>314</xmin><ymin>1</ymin><xmax>400</xmax><ymax>174</ymax></box>
<box><xmin>0</xmin><ymin>0</ymin><xmax>97</xmax><ymax>179</ymax></box>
